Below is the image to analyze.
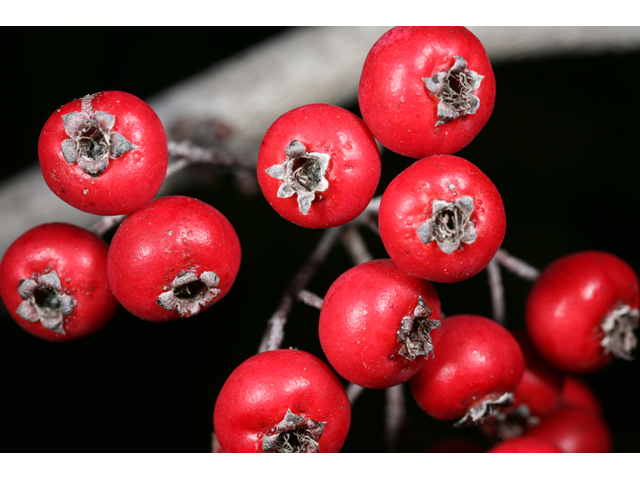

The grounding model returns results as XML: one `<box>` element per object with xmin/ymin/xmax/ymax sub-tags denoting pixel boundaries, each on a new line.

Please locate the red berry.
<box><xmin>0</xmin><ymin>223</ymin><xmax>118</xmax><ymax>341</ymax></box>
<box><xmin>560</xmin><ymin>376</ymin><xmax>603</xmax><ymax>417</ymax></box>
<box><xmin>257</xmin><ymin>103</ymin><xmax>381</xmax><ymax>228</ymax></box>
<box><xmin>379</xmin><ymin>154</ymin><xmax>506</xmax><ymax>283</ymax></box>
<box><xmin>213</xmin><ymin>349</ymin><xmax>351</xmax><ymax>453</ymax></box>
<box><xmin>409</xmin><ymin>314</ymin><xmax>524</xmax><ymax>426</ymax></box>
<box><xmin>527</xmin><ymin>407</ymin><xmax>612</xmax><ymax>453</ymax></box>
<box><xmin>510</xmin><ymin>331</ymin><xmax>564</xmax><ymax>418</ymax></box>
<box><xmin>38</xmin><ymin>91</ymin><xmax>168</xmax><ymax>215</ymax></box>
<box><xmin>358</xmin><ymin>26</ymin><xmax>496</xmax><ymax>158</ymax></box>
<box><xmin>106</xmin><ymin>196</ymin><xmax>241</xmax><ymax>321</ymax></box>
<box><xmin>318</xmin><ymin>259</ymin><xmax>442</xmax><ymax>389</ymax></box>
<box><xmin>487</xmin><ymin>436</ymin><xmax>563</xmax><ymax>453</ymax></box>
<box><xmin>525</xmin><ymin>251</ymin><xmax>639</xmax><ymax>373</ymax></box>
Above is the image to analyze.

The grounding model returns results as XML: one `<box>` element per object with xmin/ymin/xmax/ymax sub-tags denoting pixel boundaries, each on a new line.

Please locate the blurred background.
<box><xmin>1</xmin><ymin>27</ymin><xmax>639</xmax><ymax>453</ymax></box>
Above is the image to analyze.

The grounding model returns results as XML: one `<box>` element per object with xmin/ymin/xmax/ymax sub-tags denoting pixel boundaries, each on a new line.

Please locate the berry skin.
<box><xmin>257</xmin><ymin>103</ymin><xmax>381</xmax><ymax>228</ymax></box>
<box><xmin>379</xmin><ymin>155</ymin><xmax>506</xmax><ymax>283</ymax></box>
<box><xmin>318</xmin><ymin>259</ymin><xmax>442</xmax><ymax>389</ymax></box>
<box><xmin>487</xmin><ymin>436</ymin><xmax>563</xmax><ymax>453</ymax></box>
<box><xmin>525</xmin><ymin>251</ymin><xmax>639</xmax><ymax>374</ymax></box>
<box><xmin>0</xmin><ymin>223</ymin><xmax>118</xmax><ymax>341</ymax></box>
<box><xmin>358</xmin><ymin>26</ymin><xmax>496</xmax><ymax>158</ymax></box>
<box><xmin>38</xmin><ymin>91</ymin><xmax>168</xmax><ymax>215</ymax></box>
<box><xmin>409</xmin><ymin>314</ymin><xmax>525</xmax><ymax>426</ymax></box>
<box><xmin>107</xmin><ymin>196</ymin><xmax>241</xmax><ymax>321</ymax></box>
<box><xmin>213</xmin><ymin>349</ymin><xmax>351</xmax><ymax>453</ymax></box>
<box><xmin>560</xmin><ymin>376</ymin><xmax>602</xmax><ymax>417</ymax></box>
<box><xmin>527</xmin><ymin>407</ymin><xmax>612</xmax><ymax>453</ymax></box>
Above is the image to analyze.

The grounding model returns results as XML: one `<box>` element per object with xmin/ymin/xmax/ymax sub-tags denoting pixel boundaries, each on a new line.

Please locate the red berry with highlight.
<box><xmin>213</xmin><ymin>349</ymin><xmax>351</xmax><ymax>453</ymax></box>
<box><xmin>379</xmin><ymin>154</ymin><xmax>506</xmax><ymax>283</ymax></box>
<box><xmin>359</xmin><ymin>26</ymin><xmax>496</xmax><ymax>158</ymax></box>
<box><xmin>38</xmin><ymin>91</ymin><xmax>168</xmax><ymax>215</ymax></box>
<box><xmin>525</xmin><ymin>251</ymin><xmax>639</xmax><ymax>373</ymax></box>
<box><xmin>319</xmin><ymin>259</ymin><xmax>442</xmax><ymax>389</ymax></box>
<box><xmin>0</xmin><ymin>223</ymin><xmax>118</xmax><ymax>341</ymax></box>
<box><xmin>107</xmin><ymin>196</ymin><xmax>241</xmax><ymax>321</ymax></box>
<box><xmin>409</xmin><ymin>314</ymin><xmax>524</xmax><ymax>426</ymax></box>
<box><xmin>257</xmin><ymin>103</ymin><xmax>381</xmax><ymax>228</ymax></box>
<box><xmin>527</xmin><ymin>407</ymin><xmax>612</xmax><ymax>453</ymax></box>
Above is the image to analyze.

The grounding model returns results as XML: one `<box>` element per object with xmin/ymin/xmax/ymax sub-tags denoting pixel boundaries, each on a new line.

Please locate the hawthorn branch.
<box><xmin>494</xmin><ymin>248</ymin><xmax>541</xmax><ymax>281</ymax></box>
<box><xmin>385</xmin><ymin>384</ymin><xmax>406</xmax><ymax>453</ymax></box>
<box><xmin>487</xmin><ymin>257</ymin><xmax>506</xmax><ymax>325</ymax></box>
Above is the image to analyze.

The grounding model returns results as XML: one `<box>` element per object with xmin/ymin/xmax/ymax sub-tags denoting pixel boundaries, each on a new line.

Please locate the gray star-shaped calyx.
<box><xmin>417</xmin><ymin>196</ymin><xmax>477</xmax><ymax>254</ymax></box>
<box><xmin>396</xmin><ymin>296</ymin><xmax>441</xmax><ymax>361</ymax></box>
<box><xmin>262</xmin><ymin>409</ymin><xmax>326</xmax><ymax>453</ymax></box>
<box><xmin>454</xmin><ymin>392</ymin><xmax>514</xmax><ymax>428</ymax></box>
<box><xmin>265</xmin><ymin>140</ymin><xmax>330</xmax><ymax>215</ymax></box>
<box><xmin>600</xmin><ymin>304</ymin><xmax>639</xmax><ymax>360</ymax></box>
<box><xmin>16</xmin><ymin>269</ymin><xmax>76</xmax><ymax>334</ymax></box>
<box><xmin>423</xmin><ymin>56</ymin><xmax>484</xmax><ymax>126</ymax></box>
<box><xmin>60</xmin><ymin>94</ymin><xmax>138</xmax><ymax>177</ymax></box>
<box><xmin>156</xmin><ymin>270</ymin><xmax>220</xmax><ymax>318</ymax></box>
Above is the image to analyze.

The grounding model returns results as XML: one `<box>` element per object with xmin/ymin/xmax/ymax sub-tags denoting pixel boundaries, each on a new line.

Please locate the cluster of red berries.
<box><xmin>1</xmin><ymin>91</ymin><xmax>242</xmax><ymax>342</ymax></box>
<box><xmin>1</xmin><ymin>27</ymin><xmax>637</xmax><ymax>454</ymax></box>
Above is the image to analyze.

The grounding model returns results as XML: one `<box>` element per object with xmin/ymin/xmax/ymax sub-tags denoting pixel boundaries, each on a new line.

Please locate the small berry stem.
<box><xmin>297</xmin><ymin>289</ymin><xmax>324</xmax><ymax>310</ymax></box>
<box><xmin>385</xmin><ymin>384</ymin><xmax>405</xmax><ymax>453</ymax></box>
<box><xmin>341</xmin><ymin>227</ymin><xmax>373</xmax><ymax>265</ymax></box>
<box><xmin>494</xmin><ymin>248</ymin><xmax>540</xmax><ymax>281</ymax></box>
<box><xmin>258</xmin><ymin>226</ymin><xmax>346</xmax><ymax>353</ymax></box>
<box><xmin>487</xmin><ymin>258</ymin><xmax>506</xmax><ymax>325</ymax></box>
<box><xmin>347</xmin><ymin>383</ymin><xmax>365</xmax><ymax>405</ymax></box>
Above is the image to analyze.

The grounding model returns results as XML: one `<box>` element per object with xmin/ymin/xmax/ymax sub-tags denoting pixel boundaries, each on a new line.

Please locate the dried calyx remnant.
<box><xmin>265</xmin><ymin>140</ymin><xmax>330</xmax><ymax>215</ymax></box>
<box><xmin>262</xmin><ymin>409</ymin><xmax>326</xmax><ymax>453</ymax></box>
<box><xmin>454</xmin><ymin>392</ymin><xmax>514</xmax><ymax>428</ymax></box>
<box><xmin>396</xmin><ymin>296</ymin><xmax>440</xmax><ymax>360</ymax></box>
<box><xmin>157</xmin><ymin>270</ymin><xmax>220</xmax><ymax>317</ymax></box>
<box><xmin>423</xmin><ymin>56</ymin><xmax>484</xmax><ymax>126</ymax></box>
<box><xmin>16</xmin><ymin>269</ymin><xmax>76</xmax><ymax>334</ymax></box>
<box><xmin>417</xmin><ymin>196</ymin><xmax>477</xmax><ymax>254</ymax></box>
<box><xmin>483</xmin><ymin>404</ymin><xmax>540</xmax><ymax>441</ymax></box>
<box><xmin>61</xmin><ymin>94</ymin><xmax>138</xmax><ymax>177</ymax></box>
<box><xmin>600</xmin><ymin>304</ymin><xmax>639</xmax><ymax>360</ymax></box>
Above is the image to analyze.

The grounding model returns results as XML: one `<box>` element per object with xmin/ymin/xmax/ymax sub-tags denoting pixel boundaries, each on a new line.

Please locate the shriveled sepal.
<box><xmin>417</xmin><ymin>196</ymin><xmax>477</xmax><ymax>254</ymax></box>
<box><xmin>262</xmin><ymin>409</ymin><xmax>326</xmax><ymax>453</ymax></box>
<box><xmin>454</xmin><ymin>392</ymin><xmax>514</xmax><ymax>428</ymax></box>
<box><xmin>265</xmin><ymin>140</ymin><xmax>330</xmax><ymax>215</ymax></box>
<box><xmin>157</xmin><ymin>270</ymin><xmax>221</xmax><ymax>317</ymax></box>
<box><xmin>423</xmin><ymin>56</ymin><xmax>484</xmax><ymax>126</ymax></box>
<box><xmin>600</xmin><ymin>304</ymin><xmax>639</xmax><ymax>360</ymax></box>
<box><xmin>60</xmin><ymin>94</ymin><xmax>138</xmax><ymax>177</ymax></box>
<box><xmin>396</xmin><ymin>296</ymin><xmax>440</xmax><ymax>360</ymax></box>
<box><xmin>15</xmin><ymin>269</ymin><xmax>76</xmax><ymax>334</ymax></box>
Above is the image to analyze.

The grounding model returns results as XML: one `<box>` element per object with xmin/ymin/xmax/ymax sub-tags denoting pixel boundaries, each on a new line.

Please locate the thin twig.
<box><xmin>258</xmin><ymin>226</ymin><xmax>346</xmax><ymax>353</ymax></box>
<box><xmin>487</xmin><ymin>258</ymin><xmax>506</xmax><ymax>325</ymax></box>
<box><xmin>297</xmin><ymin>289</ymin><xmax>324</xmax><ymax>310</ymax></box>
<box><xmin>385</xmin><ymin>384</ymin><xmax>405</xmax><ymax>453</ymax></box>
<box><xmin>347</xmin><ymin>383</ymin><xmax>365</xmax><ymax>406</ymax></box>
<box><xmin>494</xmin><ymin>248</ymin><xmax>541</xmax><ymax>281</ymax></box>
<box><xmin>341</xmin><ymin>227</ymin><xmax>374</xmax><ymax>265</ymax></box>
<box><xmin>167</xmin><ymin>141</ymin><xmax>250</xmax><ymax>171</ymax></box>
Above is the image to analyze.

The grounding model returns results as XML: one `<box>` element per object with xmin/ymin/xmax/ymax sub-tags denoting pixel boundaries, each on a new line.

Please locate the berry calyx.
<box><xmin>261</xmin><ymin>409</ymin><xmax>326</xmax><ymax>453</ymax></box>
<box><xmin>416</xmin><ymin>196</ymin><xmax>477</xmax><ymax>254</ymax></box>
<box><xmin>16</xmin><ymin>269</ymin><xmax>76</xmax><ymax>334</ymax></box>
<box><xmin>600</xmin><ymin>303</ymin><xmax>639</xmax><ymax>360</ymax></box>
<box><xmin>423</xmin><ymin>56</ymin><xmax>484</xmax><ymax>126</ymax></box>
<box><xmin>156</xmin><ymin>270</ymin><xmax>220</xmax><ymax>317</ymax></box>
<box><xmin>396</xmin><ymin>296</ymin><xmax>440</xmax><ymax>360</ymax></box>
<box><xmin>60</xmin><ymin>94</ymin><xmax>138</xmax><ymax>177</ymax></box>
<box><xmin>265</xmin><ymin>140</ymin><xmax>330</xmax><ymax>215</ymax></box>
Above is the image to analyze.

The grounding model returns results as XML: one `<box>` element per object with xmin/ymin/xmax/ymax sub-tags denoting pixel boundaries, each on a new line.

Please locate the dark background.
<box><xmin>1</xmin><ymin>27</ymin><xmax>639</xmax><ymax>453</ymax></box>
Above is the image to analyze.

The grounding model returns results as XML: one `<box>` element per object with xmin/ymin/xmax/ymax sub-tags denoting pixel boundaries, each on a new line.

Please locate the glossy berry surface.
<box><xmin>213</xmin><ymin>349</ymin><xmax>351</xmax><ymax>453</ymax></box>
<box><xmin>358</xmin><ymin>26</ymin><xmax>496</xmax><ymax>158</ymax></box>
<box><xmin>525</xmin><ymin>251</ymin><xmax>639</xmax><ymax>373</ymax></box>
<box><xmin>510</xmin><ymin>331</ymin><xmax>564</xmax><ymax>417</ymax></box>
<box><xmin>257</xmin><ymin>103</ymin><xmax>381</xmax><ymax>228</ymax></box>
<box><xmin>379</xmin><ymin>155</ymin><xmax>506</xmax><ymax>283</ymax></box>
<box><xmin>0</xmin><ymin>223</ymin><xmax>118</xmax><ymax>341</ymax></box>
<box><xmin>527</xmin><ymin>407</ymin><xmax>612</xmax><ymax>453</ymax></box>
<box><xmin>38</xmin><ymin>91</ymin><xmax>168</xmax><ymax>215</ymax></box>
<box><xmin>107</xmin><ymin>195</ymin><xmax>241</xmax><ymax>321</ymax></box>
<box><xmin>319</xmin><ymin>259</ymin><xmax>441</xmax><ymax>389</ymax></box>
<box><xmin>409</xmin><ymin>314</ymin><xmax>524</xmax><ymax>426</ymax></box>
<box><xmin>487</xmin><ymin>436</ymin><xmax>562</xmax><ymax>453</ymax></box>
